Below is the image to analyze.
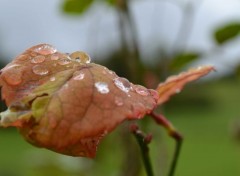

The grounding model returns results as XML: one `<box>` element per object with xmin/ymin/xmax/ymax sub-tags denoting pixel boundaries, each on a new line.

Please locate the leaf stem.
<box><xmin>150</xmin><ymin>112</ymin><xmax>183</xmax><ymax>176</ymax></box>
<box><xmin>168</xmin><ymin>138</ymin><xmax>182</xmax><ymax>176</ymax></box>
<box><xmin>130</xmin><ymin>124</ymin><xmax>154</xmax><ymax>176</ymax></box>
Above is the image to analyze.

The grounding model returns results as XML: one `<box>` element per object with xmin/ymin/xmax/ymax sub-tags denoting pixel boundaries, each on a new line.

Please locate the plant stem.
<box><xmin>150</xmin><ymin>112</ymin><xmax>183</xmax><ymax>176</ymax></box>
<box><xmin>168</xmin><ymin>138</ymin><xmax>182</xmax><ymax>176</ymax></box>
<box><xmin>130</xmin><ymin>124</ymin><xmax>154</xmax><ymax>176</ymax></box>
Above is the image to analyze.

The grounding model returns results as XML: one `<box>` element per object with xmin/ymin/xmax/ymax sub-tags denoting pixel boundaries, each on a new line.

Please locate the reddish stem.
<box><xmin>150</xmin><ymin>112</ymin><xmax>183</xmax><ymax>176</ymax></box>
<box><xmin>150</xmin><ymin>112</ymin><xmax>183</xmax><ymax>140</ymax></box>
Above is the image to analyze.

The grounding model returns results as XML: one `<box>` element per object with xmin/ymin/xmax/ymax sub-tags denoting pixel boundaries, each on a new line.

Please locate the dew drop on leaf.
<box><xmin>94</xmin><ymin>82</ymin><xmax>109</xmax><ymax>94</ymax></box>
<box><xmin>166</xmin><ymin>75</ymin><xmax>176</xmax><ymax>82</ymax></box>
<box><xmin>73</xmin><ymin>72</ymin><xmax>85</xmax><ymax>80</ymax></box>
<box><xmin>33</xmin><ymin>44</ymin><xmax>57</xmax><ymax>55</ymax></box>
<box><xmin>102</xmin><ymin>130</ymin><xmax>109</xmax><ymax>136</ymax></box>
<box><xmin>32</xmin><ymin>65</ymin><xmax>49</xmax><ymax>75</ymax></box>
<box><xmin>58</xmin><ymin>58</ymin><xmax>71</xmax><ymax>65</ymax></box>
<box><xmin>63</xmin><ymin>83</ymin><xmax>69</xmax><ymax>89</ymax></box>
<box><xmin>134</xmin><ymin>85</ymin><xmax>149</xmax><ymax>96</ymax></box>
<box><xmin>109</xmin><ymin>70</ymin><xmax>115</xmax><ymax>75</ymax></box>
<box><xmin>113</xmin><ymin>77</ymin><xmax>132</xmax><ymax>93</ymax></box>
<box><xmin>70</xmin><ymin>51</ymin><xmax>91</xmax><ymax>63</ymax></box>
<box><xmin>102</xmin><ymin>70</ymin><xmax>107</xmax><ymax>75</ymax></box>
<box><xmin>51</xmin><ymin>54</ymin><xmax>59</xmax><ymax>61</ymax></box>
<box><xmin>114</xmin><ymin>97</ymin><xmax>124</xmax><ymax>106</ymax></box>
<box><xmin>2</xmin><ymin>65</ymin><xmax>23</xmax><ymax>86</ymax></box>
<box><xmin>50</xmin><ymin>77</ymin><xmax>56</xmax><ymax>81</ymax></box>
<box><xmin>175</xmin><ymin>89</ymin><xmax>181</xmax><ymax>93</ymax></box>
<box><xmin>31</xmin><ymin>55</ymin><xmax>46</xmax><ymax>64</ymax></box>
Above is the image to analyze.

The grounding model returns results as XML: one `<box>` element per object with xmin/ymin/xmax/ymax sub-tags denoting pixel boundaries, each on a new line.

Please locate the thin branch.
<box><xmin>171</xmin><ymin>0</ymin><xmax>204</xmax><ymax>53</ymax></box>
<box><xmin>168</xmin><ymin>139</ymin><xmax>182</xmax><ymax>176</ymax></box>
<box><xmin>116</xmin><ymin>0</ymin><xmax>144</xmax><ymax>83</ymax></box>
<box><xmin>150</xmin><ymin>112</ymin><xmax>183</xmax><ymax>176</ymax></box>
<box><xmin>130</xmin><ymin>124</ymin><xmax>154</xmax><ymax>176</ymax></box>
<box><xmin>116</xmin><ymin>6</ymin><xmax>130</xmax><ymax>69</ymax></box>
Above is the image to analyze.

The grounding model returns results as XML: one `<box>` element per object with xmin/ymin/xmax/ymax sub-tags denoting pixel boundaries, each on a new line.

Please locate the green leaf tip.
<box><xmin>62</xmin><ymin>0</ymin><xmax>94</xmax><ymax>15</ymax></box>
<box><xmin>214</xmin><ymin>22</ymin><xmax>240</xmax><ymax>44</ymax></box>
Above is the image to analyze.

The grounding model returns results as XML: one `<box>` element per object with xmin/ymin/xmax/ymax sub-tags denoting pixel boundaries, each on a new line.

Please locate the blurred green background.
<box><xmin>1</xmin><ymin>0</ymin><xmax>240</xmax><ymax>176</ymax></box>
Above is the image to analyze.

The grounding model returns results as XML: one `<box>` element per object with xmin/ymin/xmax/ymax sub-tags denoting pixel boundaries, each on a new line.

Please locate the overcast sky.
<box><xmin>1</xmin><ymin>0</ymin><xmax>240</xmax><ymax>77</ymax></box>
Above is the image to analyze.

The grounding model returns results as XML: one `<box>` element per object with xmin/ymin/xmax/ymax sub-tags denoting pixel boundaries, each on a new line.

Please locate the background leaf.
<box><xmin>106</xmin><ymin>0</ymin><xmax>117</xmax><ymax>6</ymax></box>
<box><xmin>170</xmin><ymin>52</ymin><xmax>200</xmax><ymax>70</ymax></box>
<box><xmin>62</xmin><ymin>0</ymin><xmax>94</xmax><ymax>15</ymax></box>
<box><xmin>214</xmin><ymin>22</ymin><xmax>240</xmax><ymax>44</ymax></box>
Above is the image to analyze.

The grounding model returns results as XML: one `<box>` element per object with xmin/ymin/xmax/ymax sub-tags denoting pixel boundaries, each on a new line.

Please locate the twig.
<box><xmin>171</xmin><ymin>0</ymin><xmax>204</xmax><ymax>53</ymax></box>
<box><xmin>130</xmin><ymin>124</ymin><xmax>154</xmax><ymax>176</ymax></box>
<box><xmin>150</xmin><ymin>112</ymin><xmax>183</xmax><ymax>176</ymax></box>
<box><xmin>116</xmin><ymin>0</ymin><xmax>144</xmax><ymax>83</ymax></box>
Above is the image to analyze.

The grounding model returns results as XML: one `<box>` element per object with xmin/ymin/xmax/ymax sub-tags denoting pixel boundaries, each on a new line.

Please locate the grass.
<box><xmin>164</xmin><ymin>80</ymin><xmax>240</xmax><ymax>176</ymax></box>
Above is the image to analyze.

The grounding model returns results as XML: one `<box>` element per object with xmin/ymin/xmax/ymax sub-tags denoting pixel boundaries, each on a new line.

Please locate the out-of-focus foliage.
<box><xmin>214</xmin><ymin>22</ymin><xmax>240</xmax><ymax>44</ymax></box>
<box><xmin>62</xmin><ymin>0</ymin><xmax>117</xmax><ymax>15</ymax></box>
<box><xmin>61</xmin><ymin>0</ymin><xmax>204</xmax><ymax>80</ymax></box>
<box><xmin>170</xmin><ymin>52</ymin><xmax>200</xmax><ymax>71</ymax></box>
<box><xmin>106</xmin><ymin>0</ymin><xmax>117</xmax><ymax>6</ymax></box>
<box><xmin>62</xmin><ymin>0</ymin><xmax>94</xmax><ymax>14</ymax></box>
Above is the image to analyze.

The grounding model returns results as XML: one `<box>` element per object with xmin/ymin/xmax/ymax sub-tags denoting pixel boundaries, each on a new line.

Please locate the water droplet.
<box><xmin>17</xmin><ymin>54</ymin><xmax>30</xmax><ymax>61</ymax></box>
<box><xmin>113</xmin><ymin>77</ymin><xmax>132</xmax><ymax>93</ymax></box>
<box><xmin>33</xmin><ymin>44</ymin><xmax>57</xmax><ymax>55</ymax></box>
<box><xmin>70</xmin><ymin>51</ymin><xmax>91</xmax><ymax>63</ymax></box>
<box><xmin>134</xmin><ymin>85</ymin><xmax>149</xmax><ymax>96</ymax></box>
<box><xmin>94</xmin><ymin>82</ymin><xmax>109</xmax><ymax>94</ymax></box>
<box><xmin>51</xmin><ymin>54</ymin><xmax>59</xmax><ymax>60</ymax></box>
<box><xmin>50</xmin><ymin>77</ymin><xmax>56</xmax><ymax>81</ymax></box>
<box><xmin>32</xmin><ymin>65</ymin><xmax>49</xmax><ymax>75</ymax></box>
<box><xmin>31</xmin><ymin>55</ymin><xmax>46</xmax><ymax>64</ymax></box>
<box><xmin>102</xmin><ymin>70</ymin><xmax>107</xmax><ymax>75</ymax></box>
<box><xmin>166</xmin><ymin>75</ymin><xmax>176</xmax><ymax>82</ymax></box>
<box><xmin>115</xmin><ymin>97</ymin><xmax>123</xmax><ymax>106</ymax></box>
<box><xmin>63</xmin><ymin>83</ymin><xmax>69</xmax><ymax>89</ymax></box>
<box><xmin>109</xmin><ymin>70</ymin><xmax>115</xmax><ymax>75</ymax></box>
<box><xmin>73</xmin><ymin>72</ymin><xmax>85</xmax><ymax>80</ymax></box>
<box><xmin>58</xmin><ymin>58</ymin><xmax>71</xmax><ymax>65</ymax></box>
<box><xmin>197</xmin><ymin>66</ymin><xmax>203</xmax><ymax>70</ymax></box>
<box><xmin>2</xmin><ymin>65</ymin><xmax>23</xmax><ymax>86</ymax></box>
<box><xmin>175</xmin><ymin>89</ymin><xmax>181</xmax><ymax>93</ymax></box>
<box><xmin>149</xmin><ymin>89</ymin><xmax>159</xmax><ymax>101</ymax></box>
<box><xmin>102</xmin><ymin>130</ymin><xmax>109</xmax><ymax>136</ymax></box>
